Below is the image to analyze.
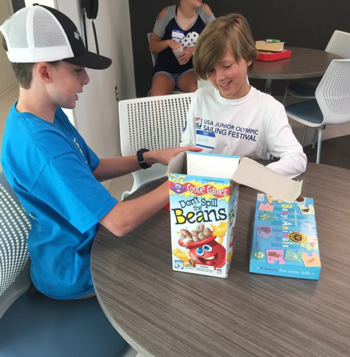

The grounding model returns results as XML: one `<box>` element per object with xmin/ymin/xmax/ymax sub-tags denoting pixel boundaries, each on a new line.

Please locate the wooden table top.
<box><xmin>249</xmin><ymin>46</ymin><xmax>342</xmax><ymax>80</ymax></box>
<box><xmin>91</xmin><ymin>163</ymin><xmax>350</xmax><ymax>357</ymax></box>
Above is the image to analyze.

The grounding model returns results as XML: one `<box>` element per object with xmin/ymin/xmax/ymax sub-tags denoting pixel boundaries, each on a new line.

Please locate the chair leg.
<box><xmin>121</xmin><ymin>190</ymin><xmax>131</xmax><ymax>201</ymax></box>
<box><xmin>301</xmin><ymin>126</ymin><xmax>308</xmax><ymax>147</ymax></box>
<box><xmin>282</xmin><ymin>91</ymin><xmax>288</xmax><ymax>105</ymax></box>
<box><xmin>265</xmin><ymin>79</ymin><xmax>272</xmax><ymax>95</ymax></box>
<box><xmin>311</xmin><ymin>128</ymin><xmax>318</xmax><ymax>149</ymax></box>
<box><xmin>316</xmin><ymin>128</ymin><xmax>323</xmax><ymax>164</ymax></box>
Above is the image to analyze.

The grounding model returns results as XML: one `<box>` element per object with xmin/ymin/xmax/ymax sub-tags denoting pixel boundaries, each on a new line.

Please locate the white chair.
<box><xmin>283</xmin><ymin>30</ymin><xmax>350</xmax><ymax>104</ymax></box>
<box><xmin>147</xmin><ymin>32</ymin><xmax>157</xmax><ymax>67</ymax></box>
<box><xmin>285</xmin><ymin>59</ymin><xmax>350</xmax><ymax>164</ymax></box>
<box><xmin>119</xmin><ymin>93</ymin><xmax>193</xmax><ymax>200</ymax></box>
<box><xmin>0</xmin><ymin>171</ymin><xmax>134</xmax><ymax>357</ymax></box>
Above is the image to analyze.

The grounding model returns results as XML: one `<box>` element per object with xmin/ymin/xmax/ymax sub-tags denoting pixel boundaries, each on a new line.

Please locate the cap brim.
<box><xmin>63</xmin><ymin>50</ymin><xmax>112</xmax><ymax>70</ymax></box>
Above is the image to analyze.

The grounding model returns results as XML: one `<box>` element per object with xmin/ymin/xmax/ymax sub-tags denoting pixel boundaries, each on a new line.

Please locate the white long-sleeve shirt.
<box><xmin>180</xmin><ymin>86</ymin><xmax>307</xmax><ymax>178</ymax></box>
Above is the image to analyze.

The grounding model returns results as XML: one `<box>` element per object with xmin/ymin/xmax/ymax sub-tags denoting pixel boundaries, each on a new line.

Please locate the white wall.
<box><xmin>25</xmin><ymin>0</ymin><xmax>136</xmax><ymax>159</ymax></box>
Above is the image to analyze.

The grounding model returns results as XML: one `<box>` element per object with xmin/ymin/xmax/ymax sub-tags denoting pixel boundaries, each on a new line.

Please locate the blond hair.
<box><xmin>194</xmin><ymin>13</ymin><xmax>258</xmax><ymax>80</ymax></box>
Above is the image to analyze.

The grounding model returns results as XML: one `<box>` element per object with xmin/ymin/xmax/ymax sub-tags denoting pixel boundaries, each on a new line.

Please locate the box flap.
<box><xmin>232</xmin><ymin>157</ymin><xmax>302</xmax><ymax>203</ymax></box>
<box><xmin>168</xmin><ymin>151</ymin><xmax>186</xmax><ymax>175</ymax></box>
<box><xmin>187</xmin><ymin>152</ymin><xmax>240</xmax><ymax>179</ymax></box>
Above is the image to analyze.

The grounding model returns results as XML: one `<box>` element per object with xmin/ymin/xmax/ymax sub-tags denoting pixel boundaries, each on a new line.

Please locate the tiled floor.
<box><xmin>1</xmin><ymin>86</ymin><xmax>350</xmax><ymax>201</ymax></box>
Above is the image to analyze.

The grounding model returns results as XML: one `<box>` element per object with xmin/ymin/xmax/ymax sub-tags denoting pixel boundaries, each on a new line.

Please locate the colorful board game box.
<box><xmin>169</xmin><ymin>155</ymin><xmax>239</xmax><ymax>278</ymax></box>
<box><xmin>168</xmin><ymin>152</ymin><xmax>303</xmax><ymax>278</ymax></box>
<box><xmin>250</xmin><ymin>193</ymin><xmax>321</xmax><ymax>280</ymax></box>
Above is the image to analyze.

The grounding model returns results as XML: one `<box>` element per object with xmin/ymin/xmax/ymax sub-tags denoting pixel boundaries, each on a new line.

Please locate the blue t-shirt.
<box><xmin>153</xmin><ymin>4</ymin><xmax>215</xmax><ymax>75</ymax></box>
<box><xmin>1</xmin><ymin>104</ymin><xmax>117</xmax><ymax>299</ymax></box>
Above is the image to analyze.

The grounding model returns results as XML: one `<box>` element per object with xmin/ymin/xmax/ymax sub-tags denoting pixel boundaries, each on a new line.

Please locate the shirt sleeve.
<box><xmin>265</xmin><ymin>103</ymin><xmax>307</xmax><ymax>178</ymax></box>
<box><xmin>199</xmin><ymin>4</ymin><xmax>216</xmax><ymax>25</ymax></box>
<box><xmin>153</xmin><ymin>7</ymin><xmax>170</xmax><ymax>38</ymax></box>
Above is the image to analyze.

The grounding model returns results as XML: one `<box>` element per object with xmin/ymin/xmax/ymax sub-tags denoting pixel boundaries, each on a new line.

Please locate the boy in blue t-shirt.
<box><xmin>0</xmin><ymin>5</ymin><xmax>199</xmax><ymax>300</ymax></box>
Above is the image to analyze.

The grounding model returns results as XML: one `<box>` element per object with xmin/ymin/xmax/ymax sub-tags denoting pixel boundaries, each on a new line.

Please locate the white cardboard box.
<box><xmin>168</xmin><ymin>152</ymin><xmax>302</xmax><ymax>278</ymax></box>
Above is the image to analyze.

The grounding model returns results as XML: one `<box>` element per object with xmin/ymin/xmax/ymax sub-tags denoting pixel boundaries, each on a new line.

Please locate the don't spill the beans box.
<box><xmin>168</xmin><ymin>152</ymin><xmax>303</xmax><ymax>278</ymax></box>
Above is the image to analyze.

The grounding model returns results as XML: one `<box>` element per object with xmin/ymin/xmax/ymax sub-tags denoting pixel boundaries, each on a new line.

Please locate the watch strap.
<box><xmin>137</xmin><ymin>149</ymin><xmax>151</xmax><ymax>169</ymax></box>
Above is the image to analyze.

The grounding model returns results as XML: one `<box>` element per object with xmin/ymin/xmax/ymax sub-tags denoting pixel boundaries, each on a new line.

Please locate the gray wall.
<box><xmin>11</xmin><ymin>0</ymin><xmax>24</xmax><ymax>12</ymax></box>
<box><xmin>1</xmin><ymin>0</ymin><xmax>17</xmax><ymax>95</ymax></box>
<box><xmin>129</xmin><ymin>0</ymin><xmax>350</xmax><ymax>98</ymax></box>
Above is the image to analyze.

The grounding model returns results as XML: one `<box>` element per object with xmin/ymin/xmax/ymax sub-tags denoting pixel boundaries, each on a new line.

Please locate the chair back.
<box><xmin>0</xmin><ymin>171</ymin><xmax>32</xmax><ymax>317</ymax></box>
<box><xmin>316</xmin><ymin>59</ymin><xmax>350</xmax><ymax>125</ymax></box>
<box><xmin>325</xmin><ymin>30</ymin><xmax>350</xmax><ymax>58</ymax></box>
<box><xmin>147</xmin><ymin>32</ymin><xmax>158</xmax><ymax>67</ymax></box>
<box><xmin>119</xmin><ymin>93</ymin><xmax>193</xmax><ymax>199</ymax></box>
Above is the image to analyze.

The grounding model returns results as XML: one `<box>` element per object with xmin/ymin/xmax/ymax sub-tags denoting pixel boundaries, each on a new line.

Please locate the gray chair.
<box><xmin>0</xmin><ymin>171</ymin><xmax>133</xmax><ymax>357</ymax></box>
<box><xmin>283</xmin><ymin>30</ymin><xmax>350</xmax><ymax>104</ymax></box>
<box><xmin>285</xmin><ymin>59</ymin><xmax>350</xmax><ymax>164</ymax></box>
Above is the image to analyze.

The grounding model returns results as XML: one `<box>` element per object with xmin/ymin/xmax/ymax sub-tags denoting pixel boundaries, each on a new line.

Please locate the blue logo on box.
<box><xmin>174</xmin><ymin>260</ymin><xmax>184</xmax><ymax>270</ymax></box>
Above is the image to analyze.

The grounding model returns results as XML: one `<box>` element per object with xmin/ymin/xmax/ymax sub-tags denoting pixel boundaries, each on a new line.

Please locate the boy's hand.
<box><xmin>144</xmin><ymin>146</ymin><xmax>202</xmax><ymax>166</ymax></box>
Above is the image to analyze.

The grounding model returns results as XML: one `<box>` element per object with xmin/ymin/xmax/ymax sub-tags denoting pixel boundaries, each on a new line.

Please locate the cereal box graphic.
<box><xmin>250</xmin><ymin>193</ymin><xmax>321</xmax><ymax>280</ymax></box>
<box><xmin>169</xmin><ymin>173</ymin><xmax>238</xmax><ymax>278</ymax></box>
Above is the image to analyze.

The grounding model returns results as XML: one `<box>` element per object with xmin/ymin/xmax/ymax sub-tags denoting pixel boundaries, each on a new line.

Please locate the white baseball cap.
<box><xmin>0</xmin><ymin>4</ymin><xmax>111</xmax><ymax>69</ymax></box>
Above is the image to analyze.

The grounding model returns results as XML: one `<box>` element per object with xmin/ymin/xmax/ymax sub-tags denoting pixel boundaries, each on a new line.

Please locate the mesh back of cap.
<box><xmin>33</xmin><ymin>8</ymin><xmax>67</xmax><ymax>49</ymax></box>
<box><xmin>1</xmin><ymin>6</ymin><xmax>74</xmax><ymax>63</ymax></box>
<box><xmin>6</xmin><ymin>7</ymin><xmax>29</xmax><ymax>49</ymax></box>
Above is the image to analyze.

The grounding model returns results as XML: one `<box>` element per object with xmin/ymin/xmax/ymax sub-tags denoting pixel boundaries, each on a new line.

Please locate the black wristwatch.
<box><xmin>137</xmin><ymin>149</ymin><xmax>151</xmax><ymax>169</ymax></box>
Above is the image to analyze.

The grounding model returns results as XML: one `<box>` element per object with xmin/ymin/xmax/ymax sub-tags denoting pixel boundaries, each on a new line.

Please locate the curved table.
<box><xmin>248</xmin><ymin>47</ymin><xmax>342</xmax><ymax>94</ymax></box>
<box><xmin>91</xmin><ymin>163</ymin><xmax>350</xmax><ymax>357</ymax></box>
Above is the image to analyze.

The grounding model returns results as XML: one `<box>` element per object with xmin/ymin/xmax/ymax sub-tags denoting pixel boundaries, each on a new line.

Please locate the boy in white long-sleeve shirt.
<box><xmin>180</xmin><ymin>13</ymin><xmax>307</xmax><ymax>178</ymax></box>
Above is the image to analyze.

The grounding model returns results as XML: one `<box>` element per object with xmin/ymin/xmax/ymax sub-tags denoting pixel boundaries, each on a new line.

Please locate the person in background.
<box><xmin>149</xmin><ymin>0</ymin><xmax>214</xmax><ymax>96</ymax></box>
<box><xmin>180</xmin><ymin>13</ymin><xmax>307</xmax><ymax>178</ymax></box>
<box><xmin>0</xmin><ymin>5</ymin><xmax>200</xmax><ymax>300</ymax></box>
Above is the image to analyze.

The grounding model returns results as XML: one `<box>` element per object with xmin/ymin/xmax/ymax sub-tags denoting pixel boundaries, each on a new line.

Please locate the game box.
<box><xmin>168</xmin><ymin>152</ymin><xmax>303</xmax><ymax>278</ymax></box>
<box><xmin>250</xmin><ymin>193</ymin><xmax>321</xmax><ymax>280</ymax></box>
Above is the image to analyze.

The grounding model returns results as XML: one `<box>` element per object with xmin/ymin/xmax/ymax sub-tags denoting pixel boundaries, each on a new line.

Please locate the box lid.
<box><xmin>168</xmin><ymin>153</ymin><xmax>302</xmax><ymax>203</ymax></box>
<box><xmin>232</xmin><ymin>157</ymin><xmax>302</xmax><ymax>203</ymax></box>
<box><xmin>187</xmin><ymin>152</ymin><xmax>240</xmax><ymax>179</ymax></box>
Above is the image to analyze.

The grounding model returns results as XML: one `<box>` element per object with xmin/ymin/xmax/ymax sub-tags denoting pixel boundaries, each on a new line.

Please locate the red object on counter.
<box><xmin>256</xmin><ymin>49</ymin><xmax>292</xmax><ymax>61</ymax></box>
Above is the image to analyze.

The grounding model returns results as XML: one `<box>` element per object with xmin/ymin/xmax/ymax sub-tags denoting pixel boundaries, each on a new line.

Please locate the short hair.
<box><xmin>194</xmin><ymin>13</ymin><xmax>258</xmax><ymax>80</ymax></box>
<box><xmin>2</xmin><ymin>36</ymin><xmax>60</xmax><ymax>89</ymax></box>
<box><xmin>2</xmin><ymin>36</ymin><xmax>34</xmax><ymax>89</ymax></box>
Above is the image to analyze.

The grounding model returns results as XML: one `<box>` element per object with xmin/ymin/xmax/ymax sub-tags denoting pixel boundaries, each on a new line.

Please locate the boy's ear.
<box><xmin>35</xmin><ymin>62</ymin><xmax>52</xmax><ymax>84</ymax></box>
<box><xmin>246</xmin><ymin>60</ymin><xmax>253</xmax><ymax>68</ymax></box>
